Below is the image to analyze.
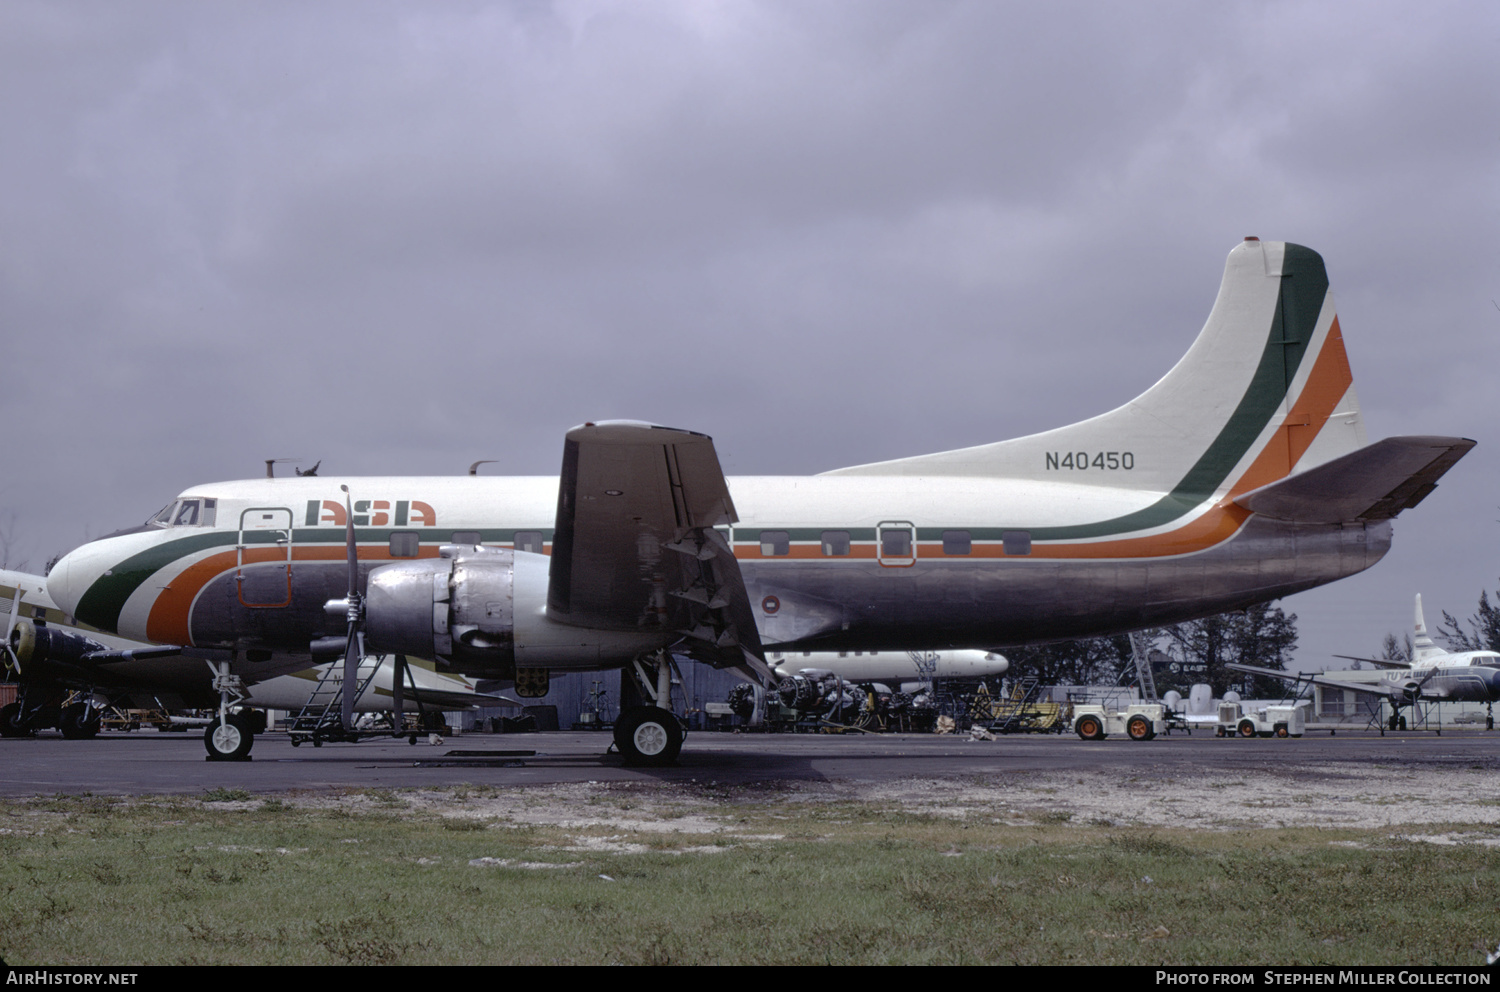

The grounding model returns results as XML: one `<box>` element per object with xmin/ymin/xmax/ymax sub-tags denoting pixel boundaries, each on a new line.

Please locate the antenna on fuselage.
<box><xmin>264</xmin><ymin>458</ymin><xmax>318</xmax><ymax>478</ymax></box>
<box><xmin>468</xmin><ymin>460</ymin><xmax>498</xmax><ymax>476</ymax></box>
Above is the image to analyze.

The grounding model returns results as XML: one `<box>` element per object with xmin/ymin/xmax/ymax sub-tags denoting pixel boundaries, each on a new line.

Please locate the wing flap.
<box><xmin>1233</xmin><ymin>436</ymin><xmax>1474</xmax><ymax>524</ymax></box>
<box><xmin>546</xmin><ymin>421</ymin><xmax>769</xmax><ymax>678</ymax></box>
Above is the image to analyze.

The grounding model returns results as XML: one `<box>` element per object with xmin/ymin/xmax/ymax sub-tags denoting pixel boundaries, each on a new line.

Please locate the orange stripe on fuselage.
<box><xmin>145</xmin><ymin>544</ymin><xmax>446</xmax><ymax>646</ymax></box>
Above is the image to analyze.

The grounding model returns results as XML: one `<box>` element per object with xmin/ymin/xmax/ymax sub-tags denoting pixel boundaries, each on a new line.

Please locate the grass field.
<box><xmin>2</xmin><ymin>785</ymin><xmax>1496</xmax><ymax>965</ymax></box>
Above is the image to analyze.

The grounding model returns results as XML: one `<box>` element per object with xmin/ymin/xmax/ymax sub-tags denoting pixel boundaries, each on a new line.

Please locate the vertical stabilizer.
<box><xmin>1412</xmin><ymin>593</ymin><xmax>1444</xmax><ymax>665</ymax></box>
<box><xmin>825</xmin><ymin>240</ymin><xmax>1368</xmax><ymax>502</ymax></box>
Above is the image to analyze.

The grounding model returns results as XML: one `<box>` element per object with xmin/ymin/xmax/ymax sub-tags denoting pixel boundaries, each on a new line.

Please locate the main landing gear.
<box><xmin>613</xmin><ymin>651</ymin><xmax>686</xmax><ymax>767</ymax></box>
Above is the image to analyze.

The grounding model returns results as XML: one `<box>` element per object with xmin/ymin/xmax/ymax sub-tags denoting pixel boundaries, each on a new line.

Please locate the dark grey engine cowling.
<box><xmin>365</xmin><ymin>547</ymin><xmax>515</xmax><ymax>673</ymax></box>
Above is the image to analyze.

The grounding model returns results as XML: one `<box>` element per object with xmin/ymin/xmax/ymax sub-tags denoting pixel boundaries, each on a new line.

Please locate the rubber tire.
<box><xmin>1126</xmin><ymin>715</ymin><xmax>1154</xmax><ymax>741</ymax></box>
<box><xmin>614</xmin><ymin>706</ymin><xmax>683</xmax><ymax>767</ymax></box>
<box><xmin>59</xmin><ymin>703</ymin><xmax>102</xmax><ymax>740</ymax></box>
<box><xmin>1238</xmin><ymin>719</ymin><xmax>1257</xmax><ymax>738</ymax></box>
<box><xmin>1075</xmin><ymin>715</ymin><xmax>1105</xmax><ymax>741</ymax></box>
<box><xmin>1274</xmin><ymin>724</ymin><xmax>1289</xmax><ymax>739</ymax></box>
<box><xmin>204</xmin><ymin>713</ymin><xmax>254</xmax><ymax>761</ymax></box>
<box><xmin>0</xmin><ymin>702</ymin><xmax>31</xmax><ymax>738</ymax></box>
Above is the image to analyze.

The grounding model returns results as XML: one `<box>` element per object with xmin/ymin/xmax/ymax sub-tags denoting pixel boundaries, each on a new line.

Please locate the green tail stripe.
<box><xmin>1029</xmin><ymin>243</ymin><xmax>1327</xmax><ymax>542</ymax></box>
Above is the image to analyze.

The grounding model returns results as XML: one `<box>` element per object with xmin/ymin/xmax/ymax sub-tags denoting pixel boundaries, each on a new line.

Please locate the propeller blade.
<box><xmin>341</xmin><ymin>485</ymin><xmax>358</xmax><ymax>599</ymax></box>
<box><xmin>391</xmin><ymin>654</ymin><xmax>406</xmax><ymax>731</ymax></box>
<box><xmin>337</xmin><ymin>485</ymin><xmax>362</xmax><ymax>732</ymax></box>
<box><xmin>2</xmin><ymin>587</ymin><xmax>21</xmax><ymax>673</ymax></box>
<box><xmin>342</xmin><ymin>623</ymin><xmax>361</xmax><ymax>731</ymax></box>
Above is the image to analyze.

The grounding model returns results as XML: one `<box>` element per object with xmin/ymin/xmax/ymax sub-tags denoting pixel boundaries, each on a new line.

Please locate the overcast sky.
<box><xmin>3</xmin><ymin>0</ymin><xmax>1497</xmax><ymax>669</ymax></box>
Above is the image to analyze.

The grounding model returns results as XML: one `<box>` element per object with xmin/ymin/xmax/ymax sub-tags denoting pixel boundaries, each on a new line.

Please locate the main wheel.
<box><xmin>1238</xmin><ymin>719</ymin><xmax>1257</xmax><ymax>738</ymax></box>
<box><xmin>613</xmin><ymin>706</ymin><xmax>683</xmax><ymax>767</ymax></box>
<box><xmin>1274</xmin><ymin>724</ymin><xmax>1289</xmax><ymax>739</ymax></box>
<box><xmin>0</xmin><ymin>702</ymin><xmax>31</xmax><ymax>738</ymax></box>
<box><xmin>1075</xmin><ymin>715</ymin><xmax>1105</xmax><ymax>741</ymax></box>
<box><xmin>204</xmin><ymin>713</ymin><xmax>254</xmax><ymax>761</ymax></box>
<box><xmin>1126</xmin><ymin>715</ymin><xmax>1155</xmax><ymax>741</ymax></box>
<box><xmin>59</xmin><ymin>703</ymin><xmax>102</xmax><ymax>740</ymax></box>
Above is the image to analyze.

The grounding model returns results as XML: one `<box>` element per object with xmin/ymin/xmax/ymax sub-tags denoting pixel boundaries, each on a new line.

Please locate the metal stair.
<box><xmin>289</xmin><ymin>656</ymin><xmax>383</xmax><ymax>744</ymax></box>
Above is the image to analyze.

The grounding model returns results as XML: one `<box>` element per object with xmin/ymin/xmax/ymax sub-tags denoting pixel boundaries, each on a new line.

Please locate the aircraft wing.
<box><xmin>1233</xmin><ymin>436</ymin><xmax>1475</xmax><ymax>524</ymax></box>
<box><xmin>546</xmin><ymin>421</ymin><xmax>773</xmax><ymax>685</ymax></box>
<box><xmin>1226</xmin><ymin>662</ymin><xmax>1434</xmax><ymax>701</ymax></box>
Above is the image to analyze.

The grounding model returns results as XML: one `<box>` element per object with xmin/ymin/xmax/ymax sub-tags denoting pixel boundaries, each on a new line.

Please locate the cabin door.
<box><xmin>238</xmin><ymin>507</ymin><xmax>294</xmax><ymax>607</ymax></box>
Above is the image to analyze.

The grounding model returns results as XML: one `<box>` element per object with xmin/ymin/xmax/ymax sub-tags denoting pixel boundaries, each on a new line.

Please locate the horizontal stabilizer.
<box><xmin>1332</xmin><ymin>654</ymin><xmax>1411</xmax><ymax>670</ymax></box>
<box><xmin>1233</xmin><ymin>436</ymin><xmax>1474</xmax><ymax>524</ymax></box>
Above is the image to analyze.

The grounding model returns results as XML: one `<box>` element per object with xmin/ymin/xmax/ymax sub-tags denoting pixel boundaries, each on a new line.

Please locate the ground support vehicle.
<box><xmin>1217</xmin><ymin>702</ymin><xmax>1305</xmax><ymax>738</ymax></box>
<box><xmin>1071</xmin><ymin>703</ymin><xmax>1169</xmax><ymax>741</ymax></box>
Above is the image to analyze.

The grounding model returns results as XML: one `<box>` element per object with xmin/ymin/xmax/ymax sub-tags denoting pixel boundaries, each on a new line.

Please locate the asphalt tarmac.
<box><xmin>1</xmin><ymin>726</ymin><xmax>1496</xmax><ymax>797</ymax></box>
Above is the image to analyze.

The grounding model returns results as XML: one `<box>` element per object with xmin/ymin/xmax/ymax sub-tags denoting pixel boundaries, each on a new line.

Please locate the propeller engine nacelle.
<box><xmin>363</xmin><ymin>547</ymin><xmax>519</xmax><ymax>671</ymax></box>
<box><xmin>1399</xmin><ymin>680</ymin><xmax>1424</xmax><ymax>703</ymax></box>
<box><xmin>356</xmin><ymin>546</ymin><xmax>670</xmax><ymax>676</ymax></box>
<box><xmin>9</xmin><ymin>621</ymin><xmax>109</xmax><ymax>671</ymax></box>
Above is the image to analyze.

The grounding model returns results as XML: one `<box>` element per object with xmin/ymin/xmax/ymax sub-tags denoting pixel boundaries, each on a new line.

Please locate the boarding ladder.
<box><xmin>1129</xmin><ymin>632</ymin><xmax>1158</xmax><ymax>702</ymax></box>
<box><xmin>987</xmin><ymin>677</ymin><xmax>1048</xmax><ymax>733</ymax></box>
<box><xmin>289</xmin><ymin>656</ymin><xmax>383</xmax><ymax>743</ymax></box>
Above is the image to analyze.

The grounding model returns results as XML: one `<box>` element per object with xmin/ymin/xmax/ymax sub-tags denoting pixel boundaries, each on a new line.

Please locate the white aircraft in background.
<box><xmin>1229</xmin><ymin>594</ymin><xmax>1500</xmax><ymax>730</ymax></box>
<box><xmin>767</xmin><ymin>648</ymin><xmax>1007</xmax><ymax>684</ymax></box>
<box><xmin>2</xmin><ymin>567</ymin><xmax>504</xmax><ymax>754</ymax></box>
<box><xmin>43</xmin><ymin>240</ymin><xmax>1473</xmax><ymax>764</ymax></box>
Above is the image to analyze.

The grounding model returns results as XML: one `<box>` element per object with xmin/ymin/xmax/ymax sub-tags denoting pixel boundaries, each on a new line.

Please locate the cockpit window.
<box><xmin>149</xmin><ymin>498</ymin><xmax>217</xmax><ymax>528</ymax></box>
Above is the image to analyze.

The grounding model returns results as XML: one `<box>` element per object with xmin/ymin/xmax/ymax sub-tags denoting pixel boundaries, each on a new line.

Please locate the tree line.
<box><xmin>1001</xmin><ymin>601</ymin><xmax>1298</xmax><ymax>697</ymax></box>
<box><xmin>1001</xmin><ymin>580</ymin><xmax>1500</xmax><ymax>697</ymax></box>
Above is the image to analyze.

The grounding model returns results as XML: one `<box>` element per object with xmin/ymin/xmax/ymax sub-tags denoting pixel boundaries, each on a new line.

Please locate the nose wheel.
<box><xmin>204</xmin><ymin>659</ymin><xmax>253</xmax><ymax>761</ymax></box>
<box><xmin>205</xmin><ymin>711</ymin><xmax>255</xmax><ymax>761</ymax></box>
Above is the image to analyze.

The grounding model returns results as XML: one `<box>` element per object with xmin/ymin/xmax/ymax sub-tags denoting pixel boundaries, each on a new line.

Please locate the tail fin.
<box><xmin>1412</xmin><ymin>593</ymin><xmax>1445</xmax><ymax>664</ymax></box>
<box><xmin>825</xmin><ymin>239</ymin><xmax>1366</xmax><ymax>500</ymax></box>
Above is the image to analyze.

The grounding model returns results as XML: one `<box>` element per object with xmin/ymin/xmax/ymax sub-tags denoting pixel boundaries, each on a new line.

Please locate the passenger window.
<box><xmin>451</xmin><ymin>531</ymin><xmax>482</xmax><ymax>546</ymax></box>
<box><xmin>514</xmin><ymin>531</ymin><xmax>545</xmax><ymax>554</ymax></box>
<box><xmin>1003</xmin><ymin>530</ymin><xmax>1032</xmax><ymax>556</ymax></box>
<box><xmin>821</xmin><ymin>531</ymin><xmax>850</xmax><ymax>556</ymax></box>
<box><xmin>760</xmin><ymin>531</ymin><xmax>790</xmax><ymax>556</ymax></box>
<box><xmin>389</xmin><ymin>532</ymin><xmax>420</xmax><ymax>557</ymax></box>
<box><xmin>942</xmin><ymin>530</ymin><xmax>971</xmax><ymax>555</ymax></box>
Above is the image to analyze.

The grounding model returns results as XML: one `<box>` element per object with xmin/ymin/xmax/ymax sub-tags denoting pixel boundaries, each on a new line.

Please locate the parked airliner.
<box><xmin>43</xmin><ymin>240</ymin><xmax>1473</xmax><ymax>763</ymax></box>
<box><xmin>1230</xmin><ymin>594</ymin><xmax>1500</xmax><ymax>730</ymax></box>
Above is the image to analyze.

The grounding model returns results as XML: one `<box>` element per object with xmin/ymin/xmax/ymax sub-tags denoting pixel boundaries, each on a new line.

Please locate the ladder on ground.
<box><xmin>289</xmin><ymin>657</ymin><xmax>383</xmax><ymax>736</ymax></box>
<box><xmin>988</xmin><ymin>677</ymin><xmax>1042</xmax><ymax>733</ymax></box>
<box><xmin>1129</xmin><ymin>632</ymin><xmax>1158</xmax><ymax>701</ymax></box>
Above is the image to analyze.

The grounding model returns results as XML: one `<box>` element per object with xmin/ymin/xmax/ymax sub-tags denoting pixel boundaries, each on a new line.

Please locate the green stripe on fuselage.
<box><xmin>73</xmin><ymin>531</ymin><xmax>238</xmax><ymax>633</ymax></box>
